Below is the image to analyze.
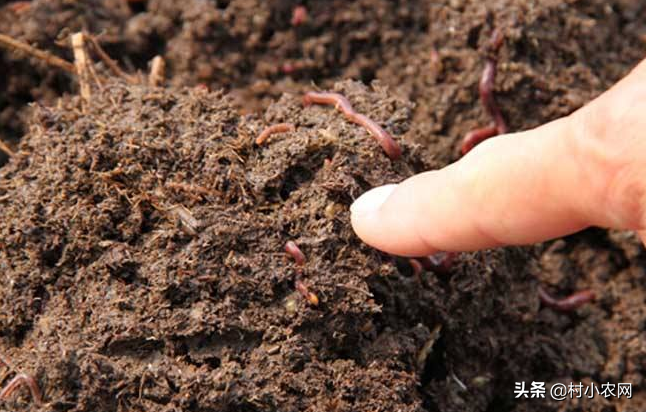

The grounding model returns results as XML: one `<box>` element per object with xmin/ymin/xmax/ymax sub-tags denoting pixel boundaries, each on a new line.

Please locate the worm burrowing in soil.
<box><xmin>284</xmin><ymin>241</ymin><xmax>306</xmax><ymax>266</ymax></box>
<box><xmin>460</xmin><ymin>29</ymin><xmax>508</xmax><ymax>155</ymax></box>
<box><xmin>303</xmin><ymin>91</ymin><xmax>402</xmax><ymax>160</ymax></box>
<box><xmin>409</xmin><ymin>252</ymin><xmax>457</xmax><ymax>278</ymax></box>
<box><xmin>295</xmin><ymin>280</ymin><xmax>319</xmax><ymax>306</ymax></box>
<box><xmin>291</xmin><ymin>6</ymin><xmax>308</xmax><ymax>26</ymax></box>
<box><xmin>0</xmin><ymin>373</ymin><xmax>43</xmax><ymax>405</ymax></box>
<box><xmin>255</xmin><ymin>123</ymin><xmax>296</xmax><ymax>145</ymax></box>
<box><xmin>538</xmin><ymin>286</ymin><xmax>595</xmax><ymax>312</ymax></box>
<box><xmin>408</xmin><ymin>252</ymin><xmax>457</xmax><ymax>286</ymax></box>
<box><xmin>285</xmin><ymin>241</ymin><xmax>319</xmax><ymax>306</ymax></box>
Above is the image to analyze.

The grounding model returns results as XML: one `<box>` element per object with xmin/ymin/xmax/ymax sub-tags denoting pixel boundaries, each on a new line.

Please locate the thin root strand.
<box><xmin>86</xmin><ymin>33</ymin><xmax>138</xmax><ymax>84</ymax></box>
<box><xmin>303</xmin><ymin>91</ymin><xmax>402</xmax><ymax>160</ymax></box>
<box><xmin>0</xmin><ymin>33</ymin><xmax>75</xmax><ymax>74</ymax></box>
<box><xmin>0</xmin><ymin>140</ymin><xmax>15</xmax><ymax>157</ymax></box>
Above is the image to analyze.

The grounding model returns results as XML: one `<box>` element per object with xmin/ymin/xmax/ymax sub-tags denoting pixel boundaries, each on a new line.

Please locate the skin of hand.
<box><xmin>350</xmin><ymin>58</ymin><xmax>646</xmax><ymax>257</ymax></box>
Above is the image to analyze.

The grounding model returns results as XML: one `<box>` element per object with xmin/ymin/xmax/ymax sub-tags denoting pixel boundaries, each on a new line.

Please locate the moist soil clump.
<box><xmin>0</xmin><ymin>80</ymin><xmax>569</xmax><ymax>411</ymax></box>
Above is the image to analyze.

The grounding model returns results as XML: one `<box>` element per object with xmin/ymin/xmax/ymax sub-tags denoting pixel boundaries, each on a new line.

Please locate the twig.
<box><xmin>168</xmin><ymin>205</ymin><xmax>202</xmax><ymax>236</ymax></box>
<box><xmin>138</xmin><ymin>370</ymin><xmax>147</xmax><ymax>400</ymax></box>
<box><xmin>0</xmin><ymin>140</ymin><xmax>15</xmax><ymax>158</ymax></box>
<box><xmin>0</xmin><ymin>33</ymin><xmax>75</xmax><ymax>74</ymax></box>
<box><xmin>336</xmin><ymin>283</ymin><xmax>373</xmax><ymax>297</ymax></box>
<box><xmin>148</xmin><ymin>55</ymin><xmax>165</xmax><ymax>87</ymax></box>
<box><xmin>86</xmin><ymin>33</ymin><xmax>137</xmax><ymax>84</ymax></box>
<box><xmin>71</xmin><ymin>33</ymin><xmax>91</xmax><ymax>102</ymax></box>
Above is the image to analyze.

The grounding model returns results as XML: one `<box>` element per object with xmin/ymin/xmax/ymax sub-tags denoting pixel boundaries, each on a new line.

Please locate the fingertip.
<box><xmin>350</xmin><ymin>184</ymin><xmax>398</xmax><ymax>216</ymax></box>
<box><xmin>350</xmin><ymin>183</ymin><xmax>411</xmax><ymax>254</ymax></box>
<box><xmin>350</xmin><ymin>174</ymin><xmax>444</xmax><ymax>257</ymax></box>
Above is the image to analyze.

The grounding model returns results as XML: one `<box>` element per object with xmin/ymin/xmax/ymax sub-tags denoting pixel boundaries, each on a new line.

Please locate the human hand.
<box><xmin>351</xmin><ymin>58</ymin><xmax>646</xmax><ymax>256</ymax></box>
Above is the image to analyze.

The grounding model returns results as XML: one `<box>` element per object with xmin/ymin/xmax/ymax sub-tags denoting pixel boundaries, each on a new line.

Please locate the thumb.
<box><xmin>351</xmin><ymin>60</ymin><xmax>646</xmax><ymax>256</ymax></box>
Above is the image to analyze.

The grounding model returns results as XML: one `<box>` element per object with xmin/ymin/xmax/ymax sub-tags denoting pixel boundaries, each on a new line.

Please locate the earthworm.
<box><xmin>409</xmin><ymin>259</ymin><xmax>423</xmax><ymax>277</ymax></box>
<box><xmin>418</xmin><ymin>252</ymin><xmax>457</xmax><ymax>275</ymax></box>
<box><xmin>537</xmin><ymin>286</ymin><xmax>595</xmax><ymax>312</ymax></box>
<box><xmin>255</xmin><ymin>123</ymin><xmax>295</xmax><ymax>145</ymax></box>
<box><xmin>291</xmin><ymin>5</ymin><xmax>308</xmax><ymax>26</ymax></box>
<box><xmin>7</xmin><ymin>2</ymin><xmax>30</xmax><ymax>13</ymax></box>
<box><xmin>303</xmin><ymin>91</ymin><xmax>402</xmax><ymax>160</ymax></box>
<box><xmin>461</xmin><ymin>125</ymin><xmax>498</xmax><ymax>155</ymax></box>
<box><xmin>295</xmin><ymin>280</ymin><xmax>319</xmax><ymax>306</ymax></box>
<box><xmin>0</xmin><ymin>373</ymin><xmax>42</xmax><ymax>405</ymax></box>
<box><xmin>460</xmin><ymin>29</ymin><xmax>508</xmax><ymax>155</ymax></box>
<box><xmin>285</xmin><ymin>241</ymin><xmax>306</xmax><ymax>266</ymax></box>
<box><xmin>429</xmin><ymin>47</ymin><xmax>442</xmax><ymax>74</ymax></box>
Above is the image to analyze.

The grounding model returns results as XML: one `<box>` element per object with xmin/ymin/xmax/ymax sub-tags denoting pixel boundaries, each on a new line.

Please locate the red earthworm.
<box><xmin>479</xmin><ymin>49</ymin><xmax>507</xmax><ymax>135</ymax></box>
<box><xmin>7</xmin><ymin>2</ymin><xmax>30</xmax><ymax>13</ymax></box>
<box><xmin>291</xmin><ymin>5</ymin><xmax>308</xmax><ymax>26</ymax></box>
<box><xmin>303</xmin><ymin>91</ymin><xmax>353</xmax><ymax>113</ymax></box>
<box><xmin>461</xmin><ymin>124</ymin><xmax>498</xmax><ymax>155</ymax></box>
<box><xmin>430</xmin><ymin>48</ymin><xmax>440</xmax><ymax>67</ymax></box>
<box><xmin>255</xmin><ymin>123</ymin><xmax>296</xmax><ymax>145</ymax></box>
<box><xmin>418</xmin><ymin>252</ymin><xmax>457</xmax><ymax>275</ymax></box>
<box><xmin>409</xmin><ymin>259</ymin><xmax>424</xmax><ymax>277</ymax></box>
<box><xmin>285</xmin><ymin>241</ymin><xmax>306</xmax><ymax>266</ymax></box>
<box><xmin>537</xmin><ymin>286</ymin><xmax>595</xmax><ymax>312</ymax></box>
<box><xmin>460</xmin><ymin>29</ymin><xmax>508</xmax><ymax>155</ymax></box>
<box><xmin>303</xmin><ymin>91</ymin><xmax>402</xmax><ymax>160</ymax></box>
<box><xmin>281</xmin><ymin>62</ymin><xmax>296</xmax><ymax>74</ymax></box>
<box><xmin>295</xmin><ymin>280</ymin><xmax>319</xmax><ymax>306</ymax></box>
<box><xmin>0</xmin><ymin>373</ymin><xmax>43</xmax><ymax>405</ymax></box>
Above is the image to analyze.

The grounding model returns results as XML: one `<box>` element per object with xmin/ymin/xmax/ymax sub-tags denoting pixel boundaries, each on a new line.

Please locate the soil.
<box><xmin>1</xmin><ymin>1</ymin><xmax>646</xmax><ymax>411</ymax></box>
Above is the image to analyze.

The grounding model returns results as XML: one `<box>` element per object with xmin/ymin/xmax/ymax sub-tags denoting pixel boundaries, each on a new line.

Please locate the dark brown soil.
<box><xmin>1</xmin><ymin>1</ymin><xmax>646</xmax><ymax>411</ymax></box>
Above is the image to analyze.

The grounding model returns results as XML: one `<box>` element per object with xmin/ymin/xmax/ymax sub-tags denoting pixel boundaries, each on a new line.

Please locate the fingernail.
<box><xmin>350</xmin><ymin>184</ymin><xmax>398</xmax><ymax>215</ymax></box>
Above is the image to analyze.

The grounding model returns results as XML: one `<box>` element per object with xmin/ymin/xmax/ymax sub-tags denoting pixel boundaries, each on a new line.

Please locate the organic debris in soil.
<box><xmin>0</xmin><ymin>78</ymin><xmax>567</xmax><ymax>412</ymax></box>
